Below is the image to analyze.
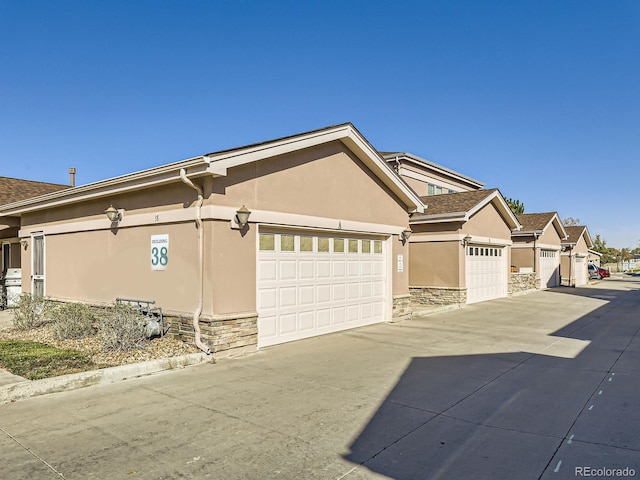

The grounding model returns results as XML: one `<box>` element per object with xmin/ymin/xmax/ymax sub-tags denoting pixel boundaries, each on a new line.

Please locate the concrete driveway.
<box><xmin>1</xmin><ymin>275</ymin><xmax>639</xmax><ymax>479</ymax></box>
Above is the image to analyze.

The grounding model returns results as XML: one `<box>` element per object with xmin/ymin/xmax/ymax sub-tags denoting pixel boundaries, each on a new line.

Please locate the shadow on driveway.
<box><xmin>344</xmin><ymin>282</ymin><xmax>640</xmax><ymax>479</ymax></box>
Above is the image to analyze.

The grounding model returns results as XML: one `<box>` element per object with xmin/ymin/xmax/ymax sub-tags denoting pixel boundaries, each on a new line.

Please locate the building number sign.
<box><xmin>151</xmin><ymin>234</ymin><xmax>169</xmax><ymax>270</ymax></box>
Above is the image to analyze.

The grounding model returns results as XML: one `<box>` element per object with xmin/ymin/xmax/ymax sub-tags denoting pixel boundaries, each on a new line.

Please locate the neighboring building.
<box><xmin>621</xmin><ymin>255</ymin><xmax>640</xmax><ymax>271</ymax></box>
<box><xmin>408</xmin><ymin>189</ymin><xmax>521</xmax><ymax>308</ymax></box>
<box><xmin>560</xmin><ymin>226</ymin><xmax>594</xmax><ymax>287</ymax></box>
<box><xmin>0</xmin><ymin>176</ymin><xmax>70</xmax><ymax>273</ymax></box>
<box><xmin>382</xmin><ymin>152</ymin><xmax>483</xmax><ymax>197</ymax></box>
<box><xmin>588</xmin><ymin>250</ymin><xmax>602</xmax><ymax>267</ymax></box>
<box><xmin>511</xmin><ymin>212</ymin><xmax>567</xmax><ymax>289</ymax></box>
<box><xmin>0</xmin><ymin>124</ymin><xmax>424</xmax><ymax>357</ymax></box>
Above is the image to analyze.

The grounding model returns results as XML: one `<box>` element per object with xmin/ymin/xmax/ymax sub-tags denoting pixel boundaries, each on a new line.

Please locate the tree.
<box><xmin>562</xmin><ymin>217</ymin><xmax>581</xmax><ymax>227</ymax></box>
<box><xmin>506</xmin><ymin>198</ymin><xmax>525</xmax><ymax>215</ymax></box>
<box><xmin>619</xmin><ymin>247</ymin><xmax>633</xmax><ymax>270</ymax></box>
<box><xmin>592</xmin><ymin>234</ymin><xmax>617</xmax><ymax>264</ymax></box>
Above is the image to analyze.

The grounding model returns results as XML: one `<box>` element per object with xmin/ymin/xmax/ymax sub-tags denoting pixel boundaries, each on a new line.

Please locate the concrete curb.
<box><xmin>0</xmin><ymin>352</ymin><xmax>213</xmax><ymax>405</ymax></box>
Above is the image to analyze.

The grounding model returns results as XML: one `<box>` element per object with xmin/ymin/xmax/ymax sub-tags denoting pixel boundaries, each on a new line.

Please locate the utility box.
<box><xmin>3</xmin><ymin>268</ymin><xmax>22</xmax><ymax>308</ymax></box>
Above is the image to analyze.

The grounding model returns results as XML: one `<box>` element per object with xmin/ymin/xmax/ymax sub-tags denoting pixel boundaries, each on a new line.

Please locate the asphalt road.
<box><xmin>1</xmin><ymin>275</ymin><xmax>639</xmax><ymax>479</ymax></box>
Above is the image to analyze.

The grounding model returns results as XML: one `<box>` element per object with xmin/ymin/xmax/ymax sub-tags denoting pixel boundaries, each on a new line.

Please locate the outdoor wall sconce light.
<box><xmin>105</xmin><ymin>205</ymin><xmax>122</xmax><ymax>222</ymax></box>
<box><xmin>401</xmin><ymin>228</ymin><xmax>412</xmax><ymax>243</ymax></box>
<box><xmin>20</xmin><ymin>239</ymin><xmax>28</xmax><ymax>250</ymax></box>
<box><xmin>463</xmin><ymin>234</ymin><xmax>472</xmax><ymax>246</ymax></box>
<box><xmin>235</xmin><ymin>205</ymin><xmax>251</xmax><ymax>228</ymax></box>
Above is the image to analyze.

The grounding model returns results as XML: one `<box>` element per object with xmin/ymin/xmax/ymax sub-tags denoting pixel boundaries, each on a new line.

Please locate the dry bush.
<box><xmin>99</xmin><ymin>303</ymin><xmax>148</xmax><ymax>351</ymax></box>
<box><xmin>11</xmin><ymin>294</ymin><xmax>51</xmax><ymax>330</ymax></box>
<box><xmin>50</xmin><ymin>302</ymin><xmax>96</xmax><ymax>340</ymax></box>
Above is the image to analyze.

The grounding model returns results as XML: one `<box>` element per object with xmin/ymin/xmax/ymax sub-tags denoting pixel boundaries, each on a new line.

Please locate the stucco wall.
<box><xmin>462</xmin><ymin>202</ymin><xmax>512</xmax><ymax>239</ymax></box>
<box><xmin>38</xmin><ymin>222</ymin><xmax>199</xmax><ymax>312</ymax></box>
<box><xmin>511</xmin><ymin>247</ymin><xmax>535</xmax><ymax>270</ymax></box>
<box><xmin>409</xmin><ymin>240</ymin><xmax>461</xmax><ymax>287</ymax></box>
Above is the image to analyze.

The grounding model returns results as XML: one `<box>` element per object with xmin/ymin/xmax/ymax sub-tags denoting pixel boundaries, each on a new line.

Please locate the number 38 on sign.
<box><xmin>151</xmin><ymin>234</ymin><xmax>169</xmax><ymax>270</ymax></box>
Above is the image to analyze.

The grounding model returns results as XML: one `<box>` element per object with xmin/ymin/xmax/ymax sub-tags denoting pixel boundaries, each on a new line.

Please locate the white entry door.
<box><xmin>539</xmin><ymin>250</ymin><xmax>560</xmax><ymax>288</ymax></box>
<box><xmin>466</xmin><ymin>245</ymin><xmax>507</xmax><ymax>304</ymax></box>
<box><xmin>257</xmin><ymin>230</ymin><xmax>387</xmax><ymax>348</ymax></box>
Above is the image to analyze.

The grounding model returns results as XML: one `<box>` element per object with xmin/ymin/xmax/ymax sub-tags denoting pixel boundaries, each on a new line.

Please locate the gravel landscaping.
<box><xmin>0</xmin><ymin>322</ymin><xmax>200</xmax><ymax>370</ymax></box>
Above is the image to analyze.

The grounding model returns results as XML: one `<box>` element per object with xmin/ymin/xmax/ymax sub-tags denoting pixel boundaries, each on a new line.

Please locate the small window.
<box><xmin>333</xmin><ymin>238</ymin><xmax>345</xmax><ymax>253</ymax></box>
<box><xmin>259</xmin><ymin>234</ymin><xmax>275</xmax><ymax>251</ymax></box>
<box><xmin>300</xmin><ymin>236</ymin><xmax>313</xmax><ymax>252</ymax></box>
<box><xmin>318</xmin><ymin>237</ymin><xmax>329</xmax><ymax>253</ymax></box>
<box><xmin>281</xmin><ymin>234</ymin><xmax>295</xmax><ymax>252</ymax></box>
<box><xmin>435</xmin><ymin>186</ymin><xmax>444</xmax><ymax>195</ymax></box>
<box><xmin>498</xmin><ymin>249</ymin><xmax>502</xmax><ymax>257</ymax></box>
<box><xmin>373</xmin><ymin>241</ymin><xmax>382</xmax><ymax>254</ymax></box>
<box><xmin>480</xmin><ymin>249</ymin><xmax>484</xmax><ymax>256</ymax></box>
<box><xmin>362</xmin><ymin>240</ymin><xmax>371</xmax><ymax>253</ymax></box>
<box><xmin>428</xmin><ymin>184</ymin><xmax>435</xmax><ymax>195</ymax></box>
<box><xmin>348</xmin><ymin>239</ymin><xmax>358</xmax><ymax>253</ymax></box>
<box><xmin>448</xmin><ymin>189</ymin><xmax>455</xmax><ymax>194</ymax></box>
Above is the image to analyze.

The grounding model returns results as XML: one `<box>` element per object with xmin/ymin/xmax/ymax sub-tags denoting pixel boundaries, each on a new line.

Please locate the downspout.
<box><xmin>533</xmin><ymin>233</ymin><xmax>539</xmax><ymax>287</ymax></box>
<box><xmin>179</xmin><ymin>168</ymin><xmax>211</xmax><ymax>355</ymax></box>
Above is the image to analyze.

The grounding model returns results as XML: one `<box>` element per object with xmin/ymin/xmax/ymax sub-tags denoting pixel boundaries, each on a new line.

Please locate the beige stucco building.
<box><xmin>0</xmin><ymin>124</ymin><xmax>425</xmax><ymax>357</ymax></box>
<box><xmin>407</xmin><ymin>189</ymin><xmax>521</xmax><ymax>307</ymax></box>
<box><xmin>511</xmin><ymin>212</ymin><xmax>567</xmax><ymax>290</ymax></box>
<box><xmin>560</xmin><ymin>226</ymin><xmax>594</xmax><ymax>287</ymax></box>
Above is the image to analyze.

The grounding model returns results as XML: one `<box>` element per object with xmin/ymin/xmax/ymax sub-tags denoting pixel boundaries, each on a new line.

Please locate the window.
<box><xmin>300</xmin><ymin>236</ymin><xmax>313</xmax><ymax>252</ymax></box>
<box><xmin>281</xmin><ymin>234</ymin><xmax>295</xmax><ymax>252</ymax></box>
<box><xmin>428</xmin><ymin>184</ymin><xmax>435</xmax><ymax>195</ymax></box>
<box><xmin>333</xmin><ymin>238</ymin><xmax>345</xmax><ymax>253</ymax></box>
<box><xmin>318</xmin><ymin>237</ymin><xmax>329</xmax><ymax>253</ymax></box>
<box><xmin>259</xmin><ymin>234</ymin><xmax>275</xmax><ymax>251</ymax></box>
<box><xmin>348</xmin><ymin>239</ymin><xmax>358</xmax><ymax>253</ymax></box>
<box><xmin>362</xmin><ymin>240</ymin><xmax>371</xmax><ymax>254</ymax></box>
<box><xmin>373</xmin><ymin>241</ymin><xmax>382</xmax><ymax>254</ymax></box>
<box><xmin>448</xmin><ymin>189</ymin><xmax>455</xmax><ymax>194</ymax></box>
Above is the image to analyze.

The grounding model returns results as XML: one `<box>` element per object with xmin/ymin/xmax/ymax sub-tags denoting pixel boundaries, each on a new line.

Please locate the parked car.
<box><xmin>588</xmin><ymin>264</ymin><xmax>609</xmax><ymax>280</ymax></box>
<box><xmin>588</xmin><ymin>264</ymin><xmax>601</xmax><ymax>279</ymax></box>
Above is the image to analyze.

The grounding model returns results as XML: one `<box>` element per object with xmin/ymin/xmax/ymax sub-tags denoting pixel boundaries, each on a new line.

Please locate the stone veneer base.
<box><xmin>409</xmin><ymin>286</ymin><xmax>467</xmax><ymax>307</ymax></box>
<box><xmin>392</xmin><ymin>294</ymin><xmax>412</xmax><ymax>322</ymax></box>
<box><xmin>509</xmin><ymin>272</ymin><xmax>538</xmax><ymax>296</ymax></box>
<box><xmin>168</xmin><ymin>311</ymin><xmax>258</xmax><ymax>359</ymax></box>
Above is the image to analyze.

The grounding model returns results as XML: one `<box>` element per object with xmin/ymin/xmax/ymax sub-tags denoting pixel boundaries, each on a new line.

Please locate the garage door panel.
<box><xmin>317</xmin><ymin>260</ymin><xmax>331</xmax><ymax>278</ymax></box>
<box><xmin>333</xmin><ymin>261</ymin><xmax>346</xmax><ymax>277</ymax></box>
<box><xmin>299</xmin><ymin>260</ymin><xmax>314</xmax><ymax>279</ymax></box>
<box><xmin>333</xmin><ymin>307</ymin><xmax>346</xmax><ymax>325</ymax></box>
<box><xmin>317</xmin><ymin>309</ymin><xmax>331</xmax><ymax>327</ymax></box>
<box><xmin>259</xmin><ymin>289</ymin><xmax>277</xmax><ymax>309</ymax></box>
<box><xmin>299</xmin><ymin>285</ymin><xmax>314</xmax><ymax>305</ymax></box>
<box><xmin>259</xmin><ymin>261</ymin><xmax>277</xmax><ymax>281</ymax></box>
<box><xmin>258</xmin><ymin>231</ymin><xmax>386</xmax><ymax>347</ymax></box>
<box><xmin>279</xmin><ymin>313</ymin><xmax>297</xmax><ymax>334</ymax></box>
<box><xmin>280</xmin><ymin>287</ymin><xmax>297</xmax><ymax>307</ymax></box>
<box><xmin>280</xmin><ymin>261</ymin><xmax>297</xmax><ymax>280</ymax></box>
<box><xmin>299</xmin><ymin>311</ymin><xmax>314</xmax><ymax>331</ymax></box>
<box><xmin>317</xmin><ymin>284</ymin><xmax>331</xmax><ymax>303</ymax></box>
<box><xmin>348</xmin><ymin>261</ymin><xmax>359</xmax><ymax>277</ymax></box>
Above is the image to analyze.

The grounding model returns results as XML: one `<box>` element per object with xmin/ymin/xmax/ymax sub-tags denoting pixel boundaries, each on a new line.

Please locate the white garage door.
<box><xmin>574</xmin><ymin>256</ymin><xmax>587</xmax><ymax>286</ymax></box>
<box><xmin>466</xmin><ymin>245</ymin><xmax>507</xmax><ymax>304</ymax></box>
<box><xmin>539</xmin><ymin>250</ymin><xmax>560</xmax><ymax>288</ymax></box>
<box><xmin>257</xmin><ymin>230</ymin><xmax>386</xmax><ymax>347</ymax></box>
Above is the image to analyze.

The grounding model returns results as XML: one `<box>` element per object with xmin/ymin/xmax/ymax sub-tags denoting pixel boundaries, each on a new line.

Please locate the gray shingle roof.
<box><xmin>0</xmin><ymin>177</ymin><xmax>69</xmax><ymax>206</ymax></box>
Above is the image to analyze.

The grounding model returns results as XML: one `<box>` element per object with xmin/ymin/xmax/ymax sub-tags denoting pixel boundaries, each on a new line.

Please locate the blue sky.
<box><xmin>1</xmin><ymin>1</ymin><xmax>638</xmax><ymax>248</ymax></box>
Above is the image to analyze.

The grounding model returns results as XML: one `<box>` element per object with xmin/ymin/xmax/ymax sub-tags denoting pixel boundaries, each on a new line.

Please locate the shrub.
<box><xmin>50</xmin><ymin>302</ymin><xmax>96</xmax><ymax>340</ymax></box>
<box><xmin>11</xmin><ymin>294</ymin><xmax>51</xmax><ymax>330</ymax></box>
<box><xmin>99</xmin><ymin>303</ymin><xmax>148</xmax><ymax>351</ymax></box>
